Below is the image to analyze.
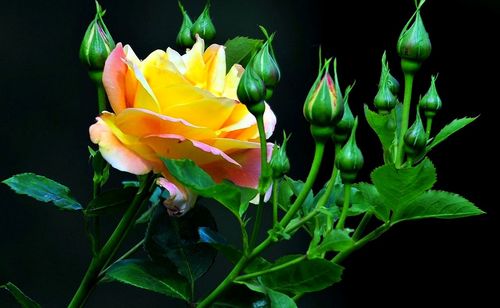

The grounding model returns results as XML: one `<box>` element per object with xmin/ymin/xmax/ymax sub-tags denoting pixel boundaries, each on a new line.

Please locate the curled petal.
<box><xmin>102</xmin><ymin>43</ymin><xmax>127</xmax><ymax>113</ymax></box>
<box><xmin>89</xmin><ymin>116</ymin><xmax>153</xmax><ymax>175</ymax></box>
<box><xmin>157</xmin><ymin>178</ymin><xmax>196</xmax><ymax>216</ymax></box>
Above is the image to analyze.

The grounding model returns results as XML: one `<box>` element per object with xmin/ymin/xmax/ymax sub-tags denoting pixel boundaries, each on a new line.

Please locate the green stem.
<box><xmin>89</xmin><ymin>71</ymin><xmax>107</xmax><ymax>113</ymax></box>
<box><xmin>426</xmin><ymin>117</ymin><xmax>433</xmax><ymax>138</ymax></box>
<box><xmin>249</xmin><ymin>114</ymin><xmax>269</xmax><ymax>248</ymax></box>
<box><xmin>279</xmin><ymin>142</ymin><xmax>325</xmax><ymax>228</ymax></box>
<box><xmin>99</xmin><ymin>239</ymin><xmax>145</xmax><ymax>278</ymax></box>
<box><xmin>272</xmin><ymin>179</ymin><xmax>279</xmax><ymax>227</ymax></box>
<box><xmin>336</xmin><ymin>183</ymin><xmax>351</xmax><ymax>230</ymax></box>
<box><xmin>198</xmin><ymin>141</ymin><xmax>325</xmax><ymax>307</ymax></box>
<box><xmin>68</xmin><ymin>175</ymin><xmax>154</xmax><ymax>308</ymax></box>
<box><xmin>197</xmin><ymin>256</ymin><xmax>248</xmax><ymax>308</ymax></box>
<box><xmin>235</xmin><ymin>255</ymin><xmax>306</xmax><ymax>281</ymax></box>
<box><xmin>352</xmin><ymin>212</ymin><xmax>373</xmax><ymax>241</ymax></box>
<box><xmin>396</xmin><ymin>73</ymin><xmax>415</xmax><ymax>168</ymax></box>
<box><xmin>332</xmin><ymin>223</ymin><xmax>390</xmax><ymax>264</ymax></box>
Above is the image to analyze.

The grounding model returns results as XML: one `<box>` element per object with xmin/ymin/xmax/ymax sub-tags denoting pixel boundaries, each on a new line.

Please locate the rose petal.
<box><xmin>222</xmin><ymin>64</ymin><xmax>244</xmax><ymax>100</ymax></box>
<box><xmin>102</xmin><ymin>43</ymin><xmax>127</xmax><ymax>113</ymax></box>
<box><xmin>89</xmin><ymin>117</ymin><xmax>153</xmax><ymax>175</ymax></box>
<box><xmin>202</xmin><ymin>143</ymin><xmax>274</xmax><ymax>188</ymax></box>
<box><xmin>203</xmin><ymin>44</ymin><xmax>226</xmax><ymax>96</ymax></box>
<box><xmin>182</xmin><ymin>35</ymin><xmax>207</xmax><ymax>87</ymax></box>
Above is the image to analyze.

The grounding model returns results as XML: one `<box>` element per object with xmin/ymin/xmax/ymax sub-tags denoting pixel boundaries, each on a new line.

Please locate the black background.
<box><xmin>1</xmin><ymin>0</ymin><xmax>498</xmax><ymax>307</ymax></box>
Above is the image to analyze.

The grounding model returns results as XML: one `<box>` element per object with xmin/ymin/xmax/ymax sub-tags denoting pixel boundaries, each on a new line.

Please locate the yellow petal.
<box><xmin>222</xmin><ymin>64</ymin><xmax>244</xmax><ymax>100</ymax></box>
<box><xmin>182</xmin><ymin>35</ymin><xmax>207</xmax><ymax>87</ymax></box>
<box><xmin>203</xmin><ymin>44</ymin><xmax>226</xmax><ymax>96</ymax></box>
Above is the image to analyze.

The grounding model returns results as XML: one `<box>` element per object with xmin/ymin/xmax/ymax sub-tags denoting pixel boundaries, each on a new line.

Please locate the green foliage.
<box><xmin>427</xmin><ymin>117</ymin><xmax>477</xmax><ymax>151</ymax></box>
<box><xmin>313</xmin><ymin>229</ymin><xmax>354</xmax><ymax>255</ymax></box>
<box><xmin>242</xmin><ymin>281</ymin><xmax>297</xmax><ymax>308</ymax></box>
<box><xmin>84</xmin><ymin>187</ymin><xmax>137</xmax><ymax>216</ymax></box>
<box><xmin>144</xmin><ymin>205</ymin><xmax>217</xmax><ymax>283</ymax></box>
<box><xmin>1</xmin><ymin>282</ymin><xmax>41</xmax><ymax>308</ymax></box>
<box><xmin>2</xmin><ymin>173</ymin><xmax>82</xmax><ymax>211</ymax></box>
<box><xmin>105</xmin><ymin>259</ymin><xmax>190</xmax><ymax>301</ymax></box>
<box><xmin>258</xmin><ymin>258</ymin><xmax>343</xmax><ymax>293</ymax></box>
<box><xmin>88</xmin><ymin>147</ymin><xmax>110</xmax><ymax>188</ymax></box>
<box><xmin>213</xmin><ymin>285</ymin><xmax>269</xmax><ymax>307</ymax></box>
<box><xmin>162</xmin><ymin>158</ymin><xmax>256</xmax><ymax>217</ymax></box>
<box><xmin>392</xmin><ymin>190</ymin><xmax>484</xmax><ymax>223</ymax></box>
<box><xmin>225</xmin><ymin>36</ymin><xmax>263</xmax><ymax>70</ymax></box>
<box><xmin>364</xmin><ymin>104</ymin><xmax>400</xmax><ymax>162</ymax></box>
<box><xmin>354</xmin><ymin>183</ymin><xmax>390</xmax><ymax>222</ymax></box>
<box><xmin>371</xmin><ymin>158</ymin><xmax>436</xmax><ymax>211</ymax></box>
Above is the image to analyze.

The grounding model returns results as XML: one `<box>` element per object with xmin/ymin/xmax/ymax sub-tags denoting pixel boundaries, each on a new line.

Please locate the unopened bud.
<box><xmin>176</xmin><ymin>1</ymin><xmax>195</xmax><ymax>48</ymax></box>
<box><xmin>191</xmin><ymin>1</ymin><xmax>216</xmax><ymax>41</ymax></box>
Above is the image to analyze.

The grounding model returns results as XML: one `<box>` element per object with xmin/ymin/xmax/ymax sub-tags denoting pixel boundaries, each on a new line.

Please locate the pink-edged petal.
<box><xmin>142</xmin><ymin>133</ymin><xmax>240</xmax><ymax>167</ymax></box>
<box><xmin>220</xmin><ymin>103</ymin><xmax>276</xmax><ymax>141</ymax></box>
<box><xmin>89</xmin><ymin>117</ymin><xmax>153</xmax><ymax>175</ymax></box>
<box><xmin>202</xmin><ymin>143</ymin><xmax>274</xmax><ymax>188</ymax></box>
<box><xmin>157</xmin><ymin>177</ymin><xmax>196</xmax><ymax>216</ymax></box>
<box><xmin>102</xmin><ymin>43</ymin><xmax>127</xmax><ymax>113</ymax></box>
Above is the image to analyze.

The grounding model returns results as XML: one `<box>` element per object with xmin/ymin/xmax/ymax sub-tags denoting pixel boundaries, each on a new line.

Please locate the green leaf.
<box><xmin>224</xmin><ymin>36</ymin><xmax>263</xmax><ymax>70</ymax></box>
<box><xmin>105</xmin><ymin>259</ymin><xmax>190</xmax><ymax>301</ymax></box>
<box><xmin>1</xmin><ymin>282</ymin><xmax>41</xmax><ymax>308</ymax></box>
<box><xmin>427</xmin><ymin>117</ymin><xmax>478</xmax><ymax>151</ymax></box>
<box><xmin>315</xmin><ymin>229</ymin><xmax>354</xmax><ymax>254</ymax></box>
<box><xmin>260</xmin><ymin>258</ymin><xmax>343</xmax><ymax>293</ymax></box>
<box><xmin>364</xmin><ymin>104</ymin><xmax>397</xmax><ymax>150</ymax></box>
<box><xmin>371</xmin><ymin>158</ymin><xmax>436</xmax><ymax>211</ymax></box>
<box><xmin>240</xmin><ymin>281</ymin><xmax>296</xmax><ymax>308</ymax></box>
<box><xmin>277</xmin><ymin>179</ymin><xmax>294</xmax><ymax>212</ymax></box>
<box><xmin>213</xmin><ymin>285</ymin><xmax>269</xmax><ymax>308</ymax></box>
<box><xmin>89</xmin><ymin>148</ymin><xmax>110</xmax><ymax>187</ymax></box>
<box><xmin>392</xmin><ymin>190</ymin><xmax>484</xmax><ymax>224</ymax></box>
<box><xmin>2</xmin><ymin>173</ymin><xmax>82</xmax><ymax>210</ymax></box>
<box><xmin>162</xmin><ymin>158</ymin><xmax>256</xmax><ymax>217</ymax></box>
<box><xmin>144</xmin><ymin>205</ymin><xmax>217</xmax><ymax>283</ymax></box>
<box><xmin>198</xmin><ymin>227</ymin><xmax>271</xmax><ymax>273</ymax></box>
<box><xmin>84</xmin><ymin>187</ymin><xmax>137</xmax><ymax>216</ymax></box>
<box><xmin>354</xmin><ymin>183</ymin><xmax>390</xmax><ymax>222</ymax></box>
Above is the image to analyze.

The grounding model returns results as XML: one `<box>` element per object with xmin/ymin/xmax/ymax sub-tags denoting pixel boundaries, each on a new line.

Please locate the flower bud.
<box><xmin>191</xmin><ymin>1</ymin><xmax>216</xmax><ymax>41</ymax></box>
<box><xmin>176</xmin><ymin>1</ymin><xmax>195</xmax><ymax>48</ymax></box>
<box><xmin>419</xmin><ymin>75</ymin><xmax>442</xmax><ymax>118</ymax></box>
<box><xmin>378</xmin><ymin>52</ymin><xmax>400</xmax><ymax>95</ymax></box>
<box><xmin>237</xmin><ymin>66</ymin><xmax>266</xmax><ymax>110</ymax></box>
<box><xmin>79</xmin><ymin>1</ymin><xmax>115</xmax><ymax>71</ymax></box>
<box><xmin>303</xmin><ymin>59</ymin><xmax>344</xmax><ymax>141</ymax></box>
<box><xmin>333</xmin><ymin>84</ymin><xmax>355</xmax><ymax>145</ymax></box>
<box><xmin>404</xmin><ymin>108</ymin><xmax>428</xmax><ymax>159</ymax></box>
<box><xmin>397</xmin><ymin>6</ymin><xmax>431</xmax><ymax>74</ymax></box>
<box><xmin>374</xmin><ymin>68</ymin><xmax>398</xmax><ymax>113</ymax></box>
<box><xmin>269</xmin><ymin>133</ymin><xmax>291</xmax><ymax>179</ymax></box>
<box><xmin>157</xmin><ymin>178</ymin><xmax>196</xmax><ymax>217</ymax></box>
<box><xmin>251</xmin><ymin>31</ymin><xmax>281</xmax><ymax>100</ymax></box>
<box><xmin>336</xmin><ymin>117</ymin><xmax>364</xmax><ymax>184</ymax></box>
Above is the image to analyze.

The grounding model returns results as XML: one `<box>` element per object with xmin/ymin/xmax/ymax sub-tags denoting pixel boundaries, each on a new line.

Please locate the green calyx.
<box><xmin>237</xmin><ymin>65</ymin><xmax>266</xmax><ymax>109</ymax></box>
<box><xmin>269</xmin><ymin>132</ymin><xmax>291</xmax><ymax>179</ymax></box>
<box><xmin>333</xmin><ymin>84</ymin><xmax>355</xmax><ymax>145</ymax></box>
<box><xmin>336</xmin><ymin>117</ymin><xmax>364</xmax><ymax>184</ymax></box>
<box><xmin>404</xmin><ymin>108</ymin><xmax>428</xmax><ymax>158</ymax></box>
<box><xmin>79</xmin><ymin>1</ymin><xmax>115</xmax><ymax>71</ymax></box>
<box><xmin>378</xmin><ymin>51</ymin><xmax>400</xmax><ymax>95</ymax></box>
<box><xmin>374</xmin><ymin>57</ymin><xmax>399</xmax><ymax>113</ymax></box>
<box><xmin>419</xmin><ymin>75</ymin><xmax>442</xmax><ymax>118</ymax></box>
<box><xmin>397</xmin><ymin>1</ymin><xmax>431</xmax><ymax>64</ymax></box>
<box><xmin>176</xmin><ymin>1</ymin><xmax>195</xmax><ymax>48</ymax></box>
<box><xmin>191</xmin><ymin>1</ymin><xmax>216</xmax><ymax>41</ymax></box>
<box><xmin>303</xmin><ymin>58</ymin><xmax>344</xmax><ymax>134</ymax></box>
<box><xmin>252</xmin><ymin>27</ymin><xmax>281</xmax><ymax>100</ymax></box>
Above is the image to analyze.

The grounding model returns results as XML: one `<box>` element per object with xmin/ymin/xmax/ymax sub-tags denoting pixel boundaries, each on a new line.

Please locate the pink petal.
<box><xmin>102</xmin><ymin>43</ymin><xmax>128</xmax><ymax>113</ymax></box>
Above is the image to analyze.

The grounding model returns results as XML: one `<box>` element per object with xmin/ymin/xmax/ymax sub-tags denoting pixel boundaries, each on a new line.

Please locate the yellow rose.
<box><xmin>89</xmin><ymin>36</ymin><xmax>276</xmax><ymax>189</ymax></box>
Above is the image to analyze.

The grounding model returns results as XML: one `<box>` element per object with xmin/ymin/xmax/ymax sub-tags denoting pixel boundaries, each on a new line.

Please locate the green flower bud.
<box><xmin>419</xmin><ymin>75</ymin><xmax>442</xmax><ymax>118</ymax></box>
<box><xmin>374</xmin><ymin>64</ymin><xmax>398</xmax><ymax>112</ymax></box>
<box><xmin>237</xmin><ymin>65</ymin><xmax>266</xmax><ymax>115</ymax></box>
<box><xmin>176</xmin><ymin>1</ymin><xmax>195</xmax><ymax>48</ymax></box>
<box><xmin>269</xmin><ymin>133</ymin><xmax>291</xmax><ymax>179</ymax></box>
<box><xmin>397</xmin><ymin>3</ymin><xmax>431</xmax><ymax>74</ymax></box>
<box><xmin>252</xmin><ymin>30</ymin><xmax>281</xmax><ymax>100</ymax></box>
<box><xmin>336</xmin><ymin>117</ymin><xmax>364</xmax><ymax>184</ymax></box>
<box><xmin>378</xmin><ymin>52</ymin><xmax>400</xmax><ymax>95</ymax></box>
<box><xmin>333</xmin><ymin>84</ymin><xmax>355</xmax><ymax>145</ymax></box>
<box><xmin>404</xmin><ymin>108</ymin><xmax>428</xmax><ymax>159</ymax></box>
<box><xmin>304</xmin><ymin>59</ymin><xmax>344</xmax><ymax>141</ymax></box>
<box><xmin>191</xmin><ymin>1</ymin><xmax>216</xmax><ymax>41</ymax></box>
<box><xmin>79</xmin><ymin>1</ymin><xmax>115</xmax><ymax>71</ymax></box>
